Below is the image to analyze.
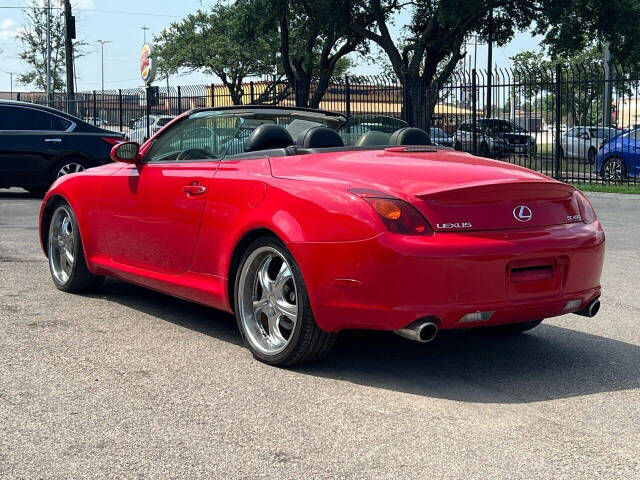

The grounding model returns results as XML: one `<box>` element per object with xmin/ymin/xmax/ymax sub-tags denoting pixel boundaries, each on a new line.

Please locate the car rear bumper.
<box><xmin>288</xmin><ymin>221</ymin><xmax>605</xmax><ymax>332</ymax></box>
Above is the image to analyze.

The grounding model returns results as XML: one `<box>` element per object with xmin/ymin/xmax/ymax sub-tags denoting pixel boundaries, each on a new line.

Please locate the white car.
<box><xmin>128</xmin><ymin>115</ymin><xmax>174</xmax><ymax>143</ymax></box>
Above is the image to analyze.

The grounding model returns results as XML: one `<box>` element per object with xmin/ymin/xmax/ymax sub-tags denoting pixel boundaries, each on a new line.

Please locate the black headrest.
<box><xmin>244</xmin><ymin>124</ymin><xmax>294</xmax><ymax>152</ymax></box>
<box><xmin>297</xmin><ymin>126</ymin><xmax>344</xmax><ymax>148</ymax></box>
<box><xmin>389</xmin><ymin>127</ymin><xmax>430</xmax><ymax>146</ymax></box>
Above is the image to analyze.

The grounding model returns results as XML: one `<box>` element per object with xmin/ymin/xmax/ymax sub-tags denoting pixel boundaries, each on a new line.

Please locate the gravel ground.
<box><xmin>1</xmin><ymin>188</ymin><xmax>639</xmax><ymax>479</ymax></box>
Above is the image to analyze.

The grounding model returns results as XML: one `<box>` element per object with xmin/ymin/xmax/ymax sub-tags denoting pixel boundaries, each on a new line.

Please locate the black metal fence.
<box><xmin>17</xmin><ymin>66</ymin><xmax>640</xmax><ymax>184</ymax></box>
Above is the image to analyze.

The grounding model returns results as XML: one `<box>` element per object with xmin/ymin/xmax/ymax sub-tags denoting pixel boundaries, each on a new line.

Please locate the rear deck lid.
<box><xmin>415</xmin><ymin>182</ymin><xmax>582</xmax><ymax>232</ymax></box>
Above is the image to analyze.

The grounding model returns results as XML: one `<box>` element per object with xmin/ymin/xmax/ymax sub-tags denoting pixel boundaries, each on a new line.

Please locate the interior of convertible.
<box><xmin>144</xmin><ymin>107</ymin><xmax>440</xmax><ymax>162</ymax></box>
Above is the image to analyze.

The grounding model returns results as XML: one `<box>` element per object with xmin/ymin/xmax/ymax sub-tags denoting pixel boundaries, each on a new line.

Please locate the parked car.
<box><xmin>560</xmin><ymin>126</ymin><xmax>617</xmax><ymax>164</ymax></box>
<box><xmin>0</xmin><ymin>100</ymin><xmax>123</xmax><ymax>195</ymax></box>
<box><xmin>39</xmin><ymin>105</ymin><xmax>604</xmax><ymax>367</ymax></box>
<box><xmin>453</xmin><ymin>118</ymin><xmax>536</xmax><ymax>157</ymax></box>
<box><xmin>595</xmin><ymin>128</ymin><xmax>640</xmax><ymax>181</ymax></box>
<box><xmin>429</xmin><ymin>127</ymin><xmax>453</xmax><ymax>147</ymax></box>
<box><xmin>84</xmin><ymin>116</ymin><xmax>107</xmax><ymax>127</ymax></box>
<box><xmin>127</xmin><ymin>115</ymin><xmax>174</xmax><ymax>143</ymax></box>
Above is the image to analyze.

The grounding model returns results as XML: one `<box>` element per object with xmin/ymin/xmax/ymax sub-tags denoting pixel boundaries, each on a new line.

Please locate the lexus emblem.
<box><xmin>513</xmin><ymin>205</ymin><xmax>533</xmax><ymax>222</ymax></box>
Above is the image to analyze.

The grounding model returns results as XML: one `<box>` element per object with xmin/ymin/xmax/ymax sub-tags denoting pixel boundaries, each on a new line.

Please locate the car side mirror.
<box><xmin>111</xmin><ymin>141</ymin><xmax>141</xmax><ymax>164</ymax></box>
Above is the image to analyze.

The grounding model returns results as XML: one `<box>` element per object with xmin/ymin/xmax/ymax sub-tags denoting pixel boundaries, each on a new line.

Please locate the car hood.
<box><xmin>269</xmin><ymin>148</ymin><xmax>580</xmax><ymax>231</ymax></box>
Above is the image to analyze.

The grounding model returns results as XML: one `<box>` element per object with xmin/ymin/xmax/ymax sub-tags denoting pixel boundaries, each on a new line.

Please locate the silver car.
<box><xmin>561</xmin><ymin>126</ymin><xmax>617</xmax><ymax>164</ymax></box>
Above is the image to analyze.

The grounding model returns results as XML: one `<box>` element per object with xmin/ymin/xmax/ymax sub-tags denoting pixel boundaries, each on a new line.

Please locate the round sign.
<box><xmin>140</xmin><ymin>43</ymin><xmax>155</xmax><ymax>84</ymax></box>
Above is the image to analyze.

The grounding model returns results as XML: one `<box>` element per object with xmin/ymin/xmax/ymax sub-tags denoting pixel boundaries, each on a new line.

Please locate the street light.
<box><xmin>95</xmin><ymin>40</ymin><xmax>112</xmax><ymax>92</ymax></box>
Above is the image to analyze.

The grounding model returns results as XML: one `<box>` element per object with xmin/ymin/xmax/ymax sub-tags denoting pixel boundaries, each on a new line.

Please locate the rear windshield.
<box><xmin>157</xmin><ymin>118</ymin><xmax>173</xmax><ymax>127</ymax></box>
<box><xmin>589</xmin><ymin>127</ymin><xmax>616</xmax><ymax>138</ymax></box>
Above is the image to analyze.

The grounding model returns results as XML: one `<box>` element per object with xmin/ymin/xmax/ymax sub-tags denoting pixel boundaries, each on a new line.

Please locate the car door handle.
<box><xmin>183</xmin><ymin>184</ymin><xmax>206</xmax><ymax>196</ymax></box>
<box><xmin>44</xmin><ymin>138</ymin><xmax>62</xmax><ymax>142</ymax></box>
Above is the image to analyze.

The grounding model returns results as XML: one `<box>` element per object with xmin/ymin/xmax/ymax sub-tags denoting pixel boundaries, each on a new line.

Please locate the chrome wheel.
<box><xmin>237</xmin><ymin>246</ymin><xmax>298</xmax><ymax>356</ymax></box>
<box><xmin>56</xmin><ymin>162</ymin><xmax>85</xmax><ymax>178</ymax></box>
<box><xmin>602</xmin><ymin>158</ymin><xmax>624</xmax><ymax>182</ymax></box>
<box><xmin>48</xmin><ymin>207</ymin><xmax>75</xmax><ymax>284</ymax></box>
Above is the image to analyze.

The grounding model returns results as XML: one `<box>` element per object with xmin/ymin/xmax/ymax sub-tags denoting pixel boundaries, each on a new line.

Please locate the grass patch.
<box><xmin>571</xmin><ymin>183</ymin><xmax>640</xmax><ymax>194</ymax></box>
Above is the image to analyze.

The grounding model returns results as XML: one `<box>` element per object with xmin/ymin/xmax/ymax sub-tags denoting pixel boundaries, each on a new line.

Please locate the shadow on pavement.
<box><xmin>94</xmin><ymin>279</ymin><xmax>640</xmax><ymax>404</ymax></box>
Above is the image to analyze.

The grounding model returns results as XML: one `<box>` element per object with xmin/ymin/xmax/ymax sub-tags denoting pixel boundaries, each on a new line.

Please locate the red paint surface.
<box><xmin>40</xmin><ymin>147</ymin><xmax>604</xmax><ymax>332</ymax></box>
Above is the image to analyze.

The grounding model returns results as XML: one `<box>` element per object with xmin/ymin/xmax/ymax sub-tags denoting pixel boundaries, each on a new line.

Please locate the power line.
<box><xmin>0</xmin><ymin>6</ymin><xmax>179</xmax><ymax>17</ymax></box>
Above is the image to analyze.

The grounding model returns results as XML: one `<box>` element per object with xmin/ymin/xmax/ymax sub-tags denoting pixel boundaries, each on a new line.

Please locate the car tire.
<box><xmin>24</xmin><ymin>187</ymin><xmax>48</xmax><ymax>197</ymax></box>
<box><xmin>234</xmin><ymin>236</ymin><xmax>337</xmax><ymax>367</ymax></box>
<box><xmin>587</xmin><ymin>148</ymin><xmax>597</xmax><ymax>164</ymax></box>
<box><xmin>479</xmin><ymin>142</ymin><xmax>490</xmax><ymax>158</ymax></box>
<box><xmin>480</xmin><ymin>319</ymin><xmax>543</xmax><ymax>335</ymax></box>
<box><xmin>47</xmin><ymin>202</ymin><xmax>105</xmax><ymax>293</ymax></box>
<box><xmin>601</xmin><ymin>157</ymin><xmax>626</xmax><ymax>182</ymax></box>
<box><xmin>50</xmin><ymin>158</ymin><xmax>88</xmax><ymax>185</ymax></box>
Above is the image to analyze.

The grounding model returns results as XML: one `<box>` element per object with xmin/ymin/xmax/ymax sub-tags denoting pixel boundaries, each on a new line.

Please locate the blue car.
<box><xmin>595</xmin><ymin>129</ymin><xmax>640</xmax><ymax>181</ymax></box>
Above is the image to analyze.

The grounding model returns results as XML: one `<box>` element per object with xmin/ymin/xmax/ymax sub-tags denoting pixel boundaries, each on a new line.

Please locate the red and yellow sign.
<box><xmin>140</xmin><ymin>43</ymin><xmax>155</xmax><ymax>84</ymax></box>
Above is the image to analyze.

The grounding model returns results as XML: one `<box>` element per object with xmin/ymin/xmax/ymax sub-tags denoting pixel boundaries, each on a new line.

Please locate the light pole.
<box><xmin>45</xmin><ymin>0</ymin><xmax>51</xmax><ymax>100</ymax></box>
<box><xmin>95</xmin><ymin>40</ymin><xmax>111</xmax><ymax>92</ymax></box>
<box><xmin>141</xmin><ymin>26</ymin><xmax>150</xmax><ymax>44</ymax></box>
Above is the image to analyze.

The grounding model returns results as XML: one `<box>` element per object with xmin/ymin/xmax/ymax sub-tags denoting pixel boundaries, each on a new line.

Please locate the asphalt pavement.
<box><xmin>1</xmin><ymin>188</ymin><xmax>639</xmax><ymax>479</ymax></box>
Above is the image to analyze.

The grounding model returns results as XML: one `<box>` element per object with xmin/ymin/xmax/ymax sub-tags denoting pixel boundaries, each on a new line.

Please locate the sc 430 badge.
<box><xmin>436</xmin><ymin>222</ymin><xmax>473</xmax><ymax>230</ymax></box>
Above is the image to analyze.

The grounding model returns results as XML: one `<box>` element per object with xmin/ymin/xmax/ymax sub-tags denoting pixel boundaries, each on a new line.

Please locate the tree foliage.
<box><xmin>257</xmin><ymin>0</ymin><xmax>367</xmax><ymax>107</ymax></box>
<box><xmin>154</xmin><ymin>2</ymin><xmax>281</xmax><ymax>105</ymax></box>
<box><xmin>346</xmin><ymin>0</ymin><xmax>640</xmax><ymax>128</ymax></box>
<box><xmin>17</xmin><ymin>0</ymin><xmax>66</xmax><ymax>92</ymax></box>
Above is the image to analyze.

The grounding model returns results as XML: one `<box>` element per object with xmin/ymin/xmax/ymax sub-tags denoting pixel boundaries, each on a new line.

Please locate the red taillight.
<box><xmin>574</xmin><ymin>190</ymin><xmax>598</xmax><ymax>224</ymax></box>
<box><xmin>102</xmin><ymin>137</ymin><xmax>123</xmax><ymax>146</ymax></box>
<box><xmin>349</xmin><ymin>189</ymin><xmax>433</xmax><ymax>235</ymax></box>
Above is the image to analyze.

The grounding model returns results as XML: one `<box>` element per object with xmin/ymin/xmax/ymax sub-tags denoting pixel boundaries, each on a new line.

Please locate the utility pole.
<box><xmin>45</xmin><ymin>0</ymin><xmax>51</xmax><ymax>101</ymax></box>
<box><xmin>486</xmin><ymin>8</ymin><xmax>493</xmax><ymax>118</ymax></box>
<box><xmin>141</xmin><ymin>26</ymin><xmax>150</xmax><ymax>44</ymax></box>
<box><xmin>96</xmin><ymin>40</ymin><xmax>112</xmax><ymax>92</ymax></box>
<box><xmin>63</xmin><ymin>0</ymin><xmax>76</xmax><ymax>113</ymax></box>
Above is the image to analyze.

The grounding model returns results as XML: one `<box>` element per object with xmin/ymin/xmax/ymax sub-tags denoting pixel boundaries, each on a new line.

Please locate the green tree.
<box><xmin>17</xmin><ymin>0</ymin><xmax>66</xmax><ymax>92</ymax></box>
<box><xmin>262</xmin><ymin>0</ymin><xmax>368</xmax><ymax>107</ymax></box>
<box><xmin>511</xmin><ymin>46</ymin><xmax>635</xmax><ymax>126</ymax></box>
<box><xmin>154</xmin><ymin>2</ymin><xmax>282</xmax><ymax>105</ymax></box>
<box><xmin>346</xmin><ymin>0</ymin><xmax>640</xmax><ymax>129</ymax></box>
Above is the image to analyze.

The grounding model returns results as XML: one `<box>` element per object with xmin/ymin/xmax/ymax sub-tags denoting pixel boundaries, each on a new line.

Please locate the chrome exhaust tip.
<box><xmin>575</xmin><ymin>298</ymin><xmax>601</xmax><ymax>318</ymax></box>
<box><xmin>394</xmin><ymin>319</ymin><xmax>438</xmax><ymax>343</ymax></box>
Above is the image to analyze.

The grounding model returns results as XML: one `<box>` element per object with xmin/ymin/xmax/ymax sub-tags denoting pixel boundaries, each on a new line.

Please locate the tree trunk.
<box><xmin>402</xmin><ymin>72</ymin><xmax>433</xmax><ymax>130</ymax></box>
<box><xmin>293</xmin><ymin>76</ymin><xmax>311</xmax><ymax>108</ymax></box>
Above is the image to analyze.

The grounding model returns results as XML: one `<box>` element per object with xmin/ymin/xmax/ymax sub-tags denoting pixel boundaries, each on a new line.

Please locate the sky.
<box><xmin>0</xmin><ymin>0</ymin><xmax>543</xmax><ymax>93</ymax></box>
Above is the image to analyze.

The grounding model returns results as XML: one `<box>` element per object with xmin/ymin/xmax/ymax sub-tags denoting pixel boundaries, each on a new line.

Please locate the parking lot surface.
<box><xmin>1</xmin><ymin>188</ymin><xmax>639</xmax><ymax>479</ymax></box>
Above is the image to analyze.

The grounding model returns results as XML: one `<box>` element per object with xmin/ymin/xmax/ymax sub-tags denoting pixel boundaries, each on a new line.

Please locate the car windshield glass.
<box><xmin>430</xmin><ymin>127</ymin><xmax>446</xmax><ymax>136</ymax></box>
<box><xmin>156</xmin><ymin>117</ymin><xmax>173</xmax><ymax>127</ymax></box>
<box><xmin>480</xmin><ymin>120</ymin><xmax>522</xmax><ymax>133</ymax></box>
<box><xmin>622</xmin><ymin>129</ymin><xmax>640</xmax><ymax>141</ymax></box>
<box><xmin>589</xmin><ymin>127</ymin><xmax>616</xmax><ymax>138</ymax></box>
<box><xmin>145</xmin><ymin>109</ymin><xmax>345</xmax><ymax>161</ymax></box>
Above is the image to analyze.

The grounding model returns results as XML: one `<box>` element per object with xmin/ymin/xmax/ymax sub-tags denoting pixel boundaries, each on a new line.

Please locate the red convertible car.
<box><xmin>39</xmin><ymin>106</ymin><xmax>605</xmax><ymax>366</ymax></box>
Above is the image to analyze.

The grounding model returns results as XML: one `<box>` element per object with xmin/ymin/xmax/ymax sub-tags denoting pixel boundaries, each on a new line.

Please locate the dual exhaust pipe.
<box><xmin>394</xmin><ymin>319</ymin><xmax>438</xmax><ymax>343</ymax></box>
<box><xmin>394</xmin><ymin>297</ymin><xmax>601</xmax><ymax>343</ymax></box>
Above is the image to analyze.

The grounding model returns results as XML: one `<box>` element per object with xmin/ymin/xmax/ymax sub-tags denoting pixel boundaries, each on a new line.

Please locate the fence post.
<box><xmin>345</xmin><ymin>75</ymin><xmax>351</xmax><ymax>117</ymax></box>
<box><xmin>16</xmin><ymin>92</ymin><xmax>20</xmax><ymax>101</ymax></box>
<box><xmin>118</xmin><ymin>89</ymin><xmax>123</xmax><ymax>132</ymax></box>
<box><xmin>555</xmin><ymin>64</ymin><xmax>562</xmax><ymax>180</ymax></box>
<box><xmin>145</xmin><ymin>86</ymin><xmax>151</xmax><ymax>140</ymax></box>
<box><xmin>250</xmin><ymin>81</ymin><xmax>255</xmax><ymax>104</ymax></box>
<box><xmin>177</xmin><ymin>86</ymin><xmax>182</xmax><ymax>114</ymax></box>
<box><xmin>471</xmin><ymin>69</ymin><xmax>477</xmax><ymax>155</ymax></box>
<box><xmin>92</xmin><ymin>91</ymin><xmax>97</xmax><ymax>125</ymax></box>
<box><xmin>210</xmin><ymin>83</ymin><xmax>215</xmax><ymax>107</ymax></box>
<box><xmin>401</xmin><ymin>72</ymin><xmax>409</xmax><ymax>123</ymax></box>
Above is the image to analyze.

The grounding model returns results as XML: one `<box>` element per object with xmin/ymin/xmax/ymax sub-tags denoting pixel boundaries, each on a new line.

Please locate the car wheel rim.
<box><xmin>238</xmin><ymin>246</ymin><xmax>298</xmax><ymax>356</ymax></box>
<box><xmin>57</xmin><ymin>162</ymin><xmax>85</xmax><ymax>178</ymax></box>
<box><xmin>48</xmin><ymin>208</ymin><xmax>74</xmax><ymax>284</ymax></box>
<box><xmin>603</xmin><ymin>159</ymin><xmax>622</xmax><ymax>181</ymax></box>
